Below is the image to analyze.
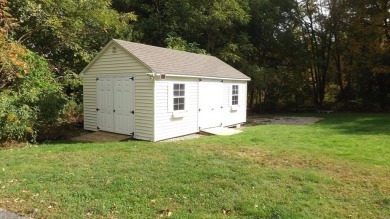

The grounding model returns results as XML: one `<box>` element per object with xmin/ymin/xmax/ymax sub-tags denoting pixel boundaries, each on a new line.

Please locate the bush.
<box><xmin>0</xmin><ymin>50</ymin><xmax>67</xmax><ymax>144</ymax></box>
<box><xmin>0</xmin><ymin>92</ymin><xmax>37</xmax><ymax>142</ymax></box>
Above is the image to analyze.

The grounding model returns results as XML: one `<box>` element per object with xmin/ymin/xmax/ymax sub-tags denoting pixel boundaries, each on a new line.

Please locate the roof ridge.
<box><xmin>113</xmin><ymin>39</ymin><xmax>214</xmax><ymax>58</ymax></box>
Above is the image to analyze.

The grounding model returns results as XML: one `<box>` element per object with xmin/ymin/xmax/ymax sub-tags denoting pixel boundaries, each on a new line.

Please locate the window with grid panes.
<box><xmin>232</xmin><ymin>85</ymin><xmax>239</xmax><ymax>105</ymax></box>
<box><xmin>173</xmin><ymin>84</ymin><xmax>185</xmax><ymax>110</ymax></box>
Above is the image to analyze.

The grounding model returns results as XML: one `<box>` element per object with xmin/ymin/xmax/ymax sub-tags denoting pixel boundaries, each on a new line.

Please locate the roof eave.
<box><xmin>156</xmin><ymin>73</ymin><xmax>251</xmax><ymax>81</ymax></box>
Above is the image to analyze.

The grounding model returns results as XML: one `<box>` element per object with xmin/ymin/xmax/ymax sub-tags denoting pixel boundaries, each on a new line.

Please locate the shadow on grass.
<box><xmin>314</xmin><ymin>113</ymin><xmax>390</xmax><ymax>135</ymax></box>
<box><xmin>40</xmin><ymin>138</ymin><xmax>137</xmax><ymax>145</ymax></box>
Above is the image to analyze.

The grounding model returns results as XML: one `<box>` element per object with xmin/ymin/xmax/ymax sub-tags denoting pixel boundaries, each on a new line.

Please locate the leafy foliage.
<box><xmin>0</xmin><ymin>0</ymin><xmax>67</xmax><ymax>143</ymax></box>
<box><xmin>9</xmin><ymin>0</ymin><xmax>135</xmax><ymax>74</ymax></box>
<box><xmin>0</xmin><ymin>50</ymin><xmax>67</xmax><ymax>143</ymax></box>
<box><xmin>165</xmin><ymin>35</ymin><xmax>208</xmax><ymax>54</ymax></box>
<box><xmin>0</xmin><ymin>0</ymin><xmax>28</xmax><ymax>89</ymax></box>
<box><xmin>0</xmin><ymin>92</ymin><xmax>36</xmax><ymax>142</ymax></box>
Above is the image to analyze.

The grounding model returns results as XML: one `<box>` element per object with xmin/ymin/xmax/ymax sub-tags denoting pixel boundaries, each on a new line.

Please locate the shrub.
<box><xmin>0</xmin><ymin>92</ymin><xmax>37</xmax><ymax>142</ymax></box>
<box><xmin>0</xmin><ymin>50</ymin><xmax>67</xmax><ymax>144</ymax></box>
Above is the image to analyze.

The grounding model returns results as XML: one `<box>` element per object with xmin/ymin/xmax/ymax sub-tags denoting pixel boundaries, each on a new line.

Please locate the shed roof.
<box><xmin>113</xmin><ymin>39</ymin><xmax>250</xmax><ymax>80</ymax></box>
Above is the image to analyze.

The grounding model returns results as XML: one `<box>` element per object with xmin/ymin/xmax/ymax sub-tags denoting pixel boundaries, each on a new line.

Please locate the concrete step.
<box><xmin>200</xmin><ymin>127</ymin><xmax>242</xmax><ymax>136</ymax></box>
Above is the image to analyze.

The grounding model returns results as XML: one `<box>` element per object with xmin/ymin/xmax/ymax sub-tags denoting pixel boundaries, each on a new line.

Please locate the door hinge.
<box><xmin>96</xmin><ymin>77</ymin><xmax>99</xmax><ymax>81</ymax></box>
<box><xmin>130</xmin><ymin>77</ymin><xmax>134</xmax><ymax>81</ymax></box>
<box><xmin>131</xmin><ymin>110</ymin><xmax>134</xmax><ymax>114</ymax></box>
<box><xmin>96</xmin><ymin>108</ymin><xmax>100</xmax><ymax>111</ymax></box>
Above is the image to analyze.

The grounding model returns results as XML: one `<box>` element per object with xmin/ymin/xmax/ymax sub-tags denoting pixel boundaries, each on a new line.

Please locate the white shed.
<box><xmin>80</xmin><ymin>39</ymin><xmax>251</xmax><ymax>142</ymax></box>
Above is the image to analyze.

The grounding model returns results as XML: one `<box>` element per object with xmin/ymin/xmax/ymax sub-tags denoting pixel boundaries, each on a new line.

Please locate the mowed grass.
<box><xmin>0</xmin><ymin>114</ymin><xmax>389</xmax><ymax>218</ymax></box>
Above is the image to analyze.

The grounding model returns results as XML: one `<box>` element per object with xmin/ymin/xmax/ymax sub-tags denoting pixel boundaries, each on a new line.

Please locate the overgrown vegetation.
<box><xmin>0</xmin><ymin>114</ymin><xmax>389</xmax><ymax>218</ymax></box>
<box><xmin>0</xmin><ymin>50</ymin><xmax>67</xmax><ymax>143</ymax></box>
<box><xmin>0</xmin><ymin>1</ymin><xmax>67</xmax><ymax>143</ymax></box>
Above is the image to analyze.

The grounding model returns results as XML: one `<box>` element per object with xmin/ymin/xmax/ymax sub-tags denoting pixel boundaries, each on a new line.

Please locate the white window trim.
<box><xmin>232</xmin><ymin>85</ymin><xmax>239</xmax><ymax>106</ymax></box>
<box><xmin>168</xmin><ymin>82</ymin><xmax>187</xmax><ymax>113</ymax></box>
<box><xmin>173</xmin><ymin>83</ymin><xmax>185</xmax><ymax>111</ymax></box>
<box><xmin>229</xmin><ymin>84</ymin><xmax>240</xmax><ymax>107</ymax></box>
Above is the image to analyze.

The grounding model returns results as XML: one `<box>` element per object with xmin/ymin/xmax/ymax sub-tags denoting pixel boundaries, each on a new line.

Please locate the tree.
<box><xmin>9</xmin><ymin>0</ymin><xmax>135</xmax><ymax>74</ymax></box>
<box><xmin>296</xmin><ymin>0</ymin><xmax>336</xmax><ymax>108</ymax></box>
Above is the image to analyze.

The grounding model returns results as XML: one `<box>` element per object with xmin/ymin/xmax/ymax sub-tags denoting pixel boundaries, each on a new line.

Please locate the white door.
<box><xmin>97</xmin><ymin>77</ymin><xmax>134</xmax><ymax>135</ymax></box>
<box><xmin>198</xmin><ymin>80</ymin><xmax>223</xmax><ymax>129</ymax></box>
<box><xmin>114</xmin><ymin>78</ymin><xmax>134</xmax><ymax>134</ymax></box>
<box><xmin>97</xmin><ymin>78</ymin><xmax>114</xmax><ymax>132</ymax></box>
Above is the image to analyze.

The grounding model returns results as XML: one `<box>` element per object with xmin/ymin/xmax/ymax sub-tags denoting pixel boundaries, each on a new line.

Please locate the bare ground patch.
<box><xmin>246</xmin><ymin>114</ymin><xmax>323</xmax><ymax>126</ymax></box>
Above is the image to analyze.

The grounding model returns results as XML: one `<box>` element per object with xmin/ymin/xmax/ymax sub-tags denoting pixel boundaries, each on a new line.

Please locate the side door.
<box><xmin>198</xmin><ymin>80</ymin><xmax>223</xmax><ymax>129</ymax></box>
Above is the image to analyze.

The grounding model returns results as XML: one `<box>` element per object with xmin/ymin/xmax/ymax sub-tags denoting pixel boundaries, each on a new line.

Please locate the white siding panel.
<box><xmin>83</xmin><ymin>43</ymin><xmax>154</xmax><ymax>141</ymax></box>
<box><xmin>153</xmin><ymin>78</ymin><xmax>199</xmax><ymax>141</ymax></box>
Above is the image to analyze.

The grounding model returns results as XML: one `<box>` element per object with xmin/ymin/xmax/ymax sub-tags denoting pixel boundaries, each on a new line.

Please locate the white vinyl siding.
<box><xmin>83</xmin><ymin>42</ymin><xmax>154</xmax><ymax>141</ymax></box>
<box><xmin>153</xmin><ymin>78</ymin><xmax>247</xmax><ymax>141</ymax></box>
<box><xmin>154</xmin><ymin>78</ymin><xmax>198</xmax><ymax>141</ymax></box>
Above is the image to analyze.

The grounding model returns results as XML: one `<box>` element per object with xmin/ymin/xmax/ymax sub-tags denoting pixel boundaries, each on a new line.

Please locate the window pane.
<box><xmin>232</xmin><ymin>85</ymin><xmax>238</xmax><ymax>95</ymax></box>
<box><xmin>173</xmin><ymin>84</ymin><xmax>185</xmax><ymax>111</ymax></box>
<box><xmin>232</xmin><ymin>96</ymin><xmax>238</xmax><ymax>105</ymax></box>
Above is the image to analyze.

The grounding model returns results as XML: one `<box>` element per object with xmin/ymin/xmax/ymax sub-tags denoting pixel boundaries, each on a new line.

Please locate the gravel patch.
<box><xmin>246</xmin><ymin>115</ymin><xmax>323</xmax><ymax>126</ymax></box>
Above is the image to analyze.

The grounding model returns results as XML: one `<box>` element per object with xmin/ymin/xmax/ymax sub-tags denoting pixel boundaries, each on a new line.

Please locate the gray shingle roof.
<box><xmin>114</xmin><ymin>39</ymin><xmax>250</xmax><ymax>80</ymax></box>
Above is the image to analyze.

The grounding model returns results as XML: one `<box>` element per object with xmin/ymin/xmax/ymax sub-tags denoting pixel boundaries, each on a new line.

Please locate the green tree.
<box><xmin>9</xmin><ymin>0</ymin><xmax>135</xmax><ymax>74</ymax></box>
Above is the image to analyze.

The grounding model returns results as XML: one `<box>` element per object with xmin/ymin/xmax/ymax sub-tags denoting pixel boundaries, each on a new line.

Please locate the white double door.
<box><xmin>198</xmin><ymin>80</ymin><xmax>224</xmax><ymax>129</ymax></box>
<box><xmin>96</xmin><ymin>77</ymin><xmax>134</xmax><ymax>135</ymax></box>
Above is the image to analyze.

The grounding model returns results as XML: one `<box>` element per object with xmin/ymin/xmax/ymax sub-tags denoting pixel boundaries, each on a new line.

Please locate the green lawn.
<box><xmin>0</xmin><ymin>114</ymin><xmax>389</xmax><ymax>218</ymax></box>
